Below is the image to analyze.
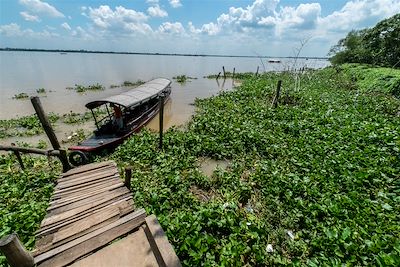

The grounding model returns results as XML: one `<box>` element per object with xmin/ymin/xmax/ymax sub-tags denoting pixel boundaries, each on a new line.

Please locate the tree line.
<box><xmin>329</xmin><ymin>14</ymin><xmax>400</xmax><ymax>68</ymax></box>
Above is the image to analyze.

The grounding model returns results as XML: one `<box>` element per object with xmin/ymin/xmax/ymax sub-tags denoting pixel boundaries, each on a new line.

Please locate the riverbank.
<box><xmin>1</xmin><ymin>65</ymin><xmax>399</xmax><ymax>266</ymax></box>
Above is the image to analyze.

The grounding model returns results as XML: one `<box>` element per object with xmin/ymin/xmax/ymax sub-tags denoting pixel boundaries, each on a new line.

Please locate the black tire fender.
<box><xmin>68</xmin><ymin>151</ymin><xmax>89</xmax><ymax>167</ymax></box>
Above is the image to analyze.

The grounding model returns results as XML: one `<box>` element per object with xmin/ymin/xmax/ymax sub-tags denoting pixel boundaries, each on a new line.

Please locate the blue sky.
<box><xmin>0</xmin><ymin>0</ymin><xmax>399</xmax><ymax>56</ymax></box>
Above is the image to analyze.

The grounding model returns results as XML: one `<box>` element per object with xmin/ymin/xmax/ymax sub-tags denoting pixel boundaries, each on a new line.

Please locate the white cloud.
<box><xmin>0</xmin><ymin>23</ymin><xmax>58</xmax><ymax>38</ymax></box>
<box><xmin>148</xmin><ymin>5</ymin><xmax>168</xmax><ymax>17</ymax></box>
<box><xmin>19</xmin><ymin>0</ymin><xmax>64</xmax><ymax>18</ymax></box>
<box><xmin>61</xmin><ymin>22</ymin><xmax>71</xmax><ymax>31</ymax></box>
<box><xmin>20</xmin><ymin>11</ymin><xmax>40</xmax><ymax>22</ymax></box>
<box><xmin>87</xmin><ymin>5</ymin><xmax>152</xmax><ymax>35</ymax></box>
<box><xmin>318</xmin><ymin>0</ymin><xmax>400</xmax><ymax>32</ymax></box>
<box><xmin>146</xmin><ymin>0</ymin><xmax>159</xmax><ymax>4</ymax></box>
<box><xmin>158</xmin><ymin>22</ymin><xmax>185</xmax><ymax>34</ymax></box>
<box><xmin>71</xmin><ymin>26</ymin><xmax>92</xmax><ymax>40</ymax></box>
<box><xmin>169</xmin><ymin>0</ymin><xmax>182</xmax><ymax>8</ymax></box>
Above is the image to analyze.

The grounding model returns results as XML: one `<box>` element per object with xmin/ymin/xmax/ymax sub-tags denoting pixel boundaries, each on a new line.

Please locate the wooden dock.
<box><xmin>29</xmin><ymin>160</ymin><xmax>181</xmax><ymax>267</ymax></box>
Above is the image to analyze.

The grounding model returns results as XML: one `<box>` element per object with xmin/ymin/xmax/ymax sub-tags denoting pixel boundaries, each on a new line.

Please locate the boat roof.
<box><xmin>85</xmin><ymin>78</ymin><xmax>171</xmax><ymax>109</ymax></box>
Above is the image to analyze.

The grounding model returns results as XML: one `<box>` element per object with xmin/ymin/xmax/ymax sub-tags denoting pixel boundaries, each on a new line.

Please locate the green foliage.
<box><xmin>110</xmin><ymin>80</ymin><xmax>145</xmax><ymax>88</ymax></box>
<box><xmin>36</xmin><ymin>88</ymin><xmax>46</xmax><ymax>94</ymax></box>
<box><xmin>110</xmin><ymin>67</ymin><xmax>400</xmax><ymax>265</ymax></box>
<box><xmin>339</xmin><ymin>64</ymin><xmax>400</xmax><ymax>97</ymax></box>
<box><xmin>205</xmin><ymin>72</ymin><xmax>255</xmax><ymax>79</ymax></box>
<box><xmin>12</xmin><ymin>93</ymin><xmax>29</xmax><ymax>100</ymax></box>
<box><xmin>67</xmin><ymin>83</ymin><xmax>105</xmax><ymax>93</ymax></box>
<box><xmin>0</xmin><ymin>156</ymin><xmax>59</xmax><ymax>266</ymax></box>
<box><xmin>173</xmin><ymin>75</ymin><xmax>197</xmax><ymax>84</ymax></box>
<box><xmin>330</xmin><ymin>14</ymin><xmax>400</xmax><ymax>68</ymax></box>
<box><xmin>0</xmin><ymin>113</ymin><xmax>60</xmax><ymax>139</ymax></box>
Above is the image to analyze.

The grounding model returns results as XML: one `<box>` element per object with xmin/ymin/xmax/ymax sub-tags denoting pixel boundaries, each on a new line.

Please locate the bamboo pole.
<box><xmin>30</xmin><ymin>96</ymin><xmax>71</xmax><ymax>172</ymax></box>
<box><xmin>159</xmin><ymin>94</ymin><xmax>165</xmax><ymax>150</ymax></box>
<box><xmin>0</xmin><ymin>233</ymin><xmax>34</xmax><ymax>267</ymax></box>
<box><xmin>232</xmin><ymin>67</ymin><xmax>236</xmax><ymax>80</ymax></box>
<box><xmin>222</xmin><ymin>66</ymin><xmax>226</xmax><ymax>79</ymax></box>
<box><xmin>216</xmin><ymin>72</ymin><xmax>221</xmax><ymax>80</ymax></box>
<box><xmin>0</xmin><ymin>145</ymin><xmax>60</xmax><ymax>156</ymax></box>
<box><xmin>272</xmin><ymin>80</ymin><xmax>282</xmax><ymax>108</ymax></box>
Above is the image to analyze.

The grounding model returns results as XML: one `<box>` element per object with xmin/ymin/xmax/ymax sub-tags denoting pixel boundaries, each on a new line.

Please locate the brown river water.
<box><xmin>0</xmin><ymin>51</ymin><xmax>329</xmax><ymax>147</ymax></box>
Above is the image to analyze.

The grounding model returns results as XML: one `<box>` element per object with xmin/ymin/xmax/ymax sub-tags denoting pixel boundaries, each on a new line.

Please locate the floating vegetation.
<box><xmin>12</xmin><ymin>93</ymin><xmax>29</xmax><ymax>99</ymax></box>
<box><xmin>0</xmin><ymin>113</ymin><xmax>59</xmax><ymax>139</ymax></box>
<box><xmin>62</xmin><ymin>129</ymin><xmax>87</xmax><ymax>144</ymax></box>
<box><xmin>36</xmin><ymin>88</ymin><xmax>46</xmax><ymax>94</ymax></box>
<box><xmin>205</xmin><ymin>72</ymin><xmax>255</xmax><ymax>79</ymax></box>
<box><xmin>2</xmin><ymin>65</ymin><xmax>400</xmax><ymax>266</ymax></box>
<box><xmin>67</xmin><ymin>83</ymin><xmax>105</xmax><ymax>93</ymax></box>
<box><xmin>111</xmin><ymin>66</ymin><xmax>400</xmax><ymax>266</ymax></box>
<box><xmin>173</xmin><ymin>75</ymin><xmax>197</xmax><ymax>84</ymax></box>
<box><xmin>61</xmin><ymin>108</ymin><xmax>107</xmax><ymax>124</ymax></box>
<box><xmin>110</xmin><ymin>80</ymin><xmax>145</xmax><ymax>88</ymax></box>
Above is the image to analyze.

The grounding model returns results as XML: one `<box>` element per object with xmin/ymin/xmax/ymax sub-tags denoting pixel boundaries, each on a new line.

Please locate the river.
<box><xmin>0</xmin><ymin>51</ymin><xmax>329</xmax><ymax>145</ymax></box>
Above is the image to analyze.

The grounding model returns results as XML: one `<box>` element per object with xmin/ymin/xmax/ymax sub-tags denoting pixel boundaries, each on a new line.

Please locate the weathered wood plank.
<box><xmin>56</xmin><ymin>169</ymin><xmax>118</xmax><ymax>189</ymax></box>
<box><xmin>50</xmin><ymin>182</ymin><xmax>124</xmax><ymax>207</ymax></box>
<box><xmin>68</xmin><ymin>228</ymin><xmax>158</xmax><ymax>267</ymax></box>
<box><xmin>35</xmin><ymin>209</ymin><xmax>147</xmax><ymax>266</ymax></box>
<box><xmin>144</xmin><ymin>215</ymin><xmax>182</xmax><ymax>267</ymax></box>
<box><xmin>47</xmin><ymin>187</ymin><xmax>130</xmax><ymax>216</ymax></box>
<box><xmin>61</xmin><ymin>161</ymin><xmax>115</xmax><ymax>177</ymax></box>
<box><xmin>41</xmin><ymin>189</ymin><xmax>131</xmax><ymax>227</ymax></box>
<box><xmin>58</xmin><ymin>165</ymin><xmax>115</xmax><ymax>182</ymax></box>
<box><xmin>52</xmin><ymin>175</ymin><xmax>120</xmax><ymax>196</ymax></box>
<box><xmin>36</xmin><ymin>196</ymin><xmax>133</xmax><ymax>237</ymax></box>
<box><xmin>33</xmin><ymin>200</ymin><xmax>134</xmax><ymax>256</ymax></box>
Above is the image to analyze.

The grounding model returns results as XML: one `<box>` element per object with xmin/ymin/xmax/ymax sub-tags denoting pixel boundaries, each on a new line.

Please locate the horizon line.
<box><xmin>0</xmin><ymin>47</ymin><xmax>329</xmax><ymax>60</ymax></box>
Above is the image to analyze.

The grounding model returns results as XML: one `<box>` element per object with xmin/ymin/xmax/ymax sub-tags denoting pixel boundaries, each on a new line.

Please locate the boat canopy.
<box><xmin>85</xmin><ymin>78</ymin><xmax>171</xmax><ymax>109</ymax></box>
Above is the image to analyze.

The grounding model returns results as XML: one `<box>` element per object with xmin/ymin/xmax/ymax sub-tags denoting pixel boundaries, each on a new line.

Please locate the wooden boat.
<box><xmin>68</xmin><ymin>78</ymin><xmax>171</xmax><ymax>166</ymax></box>
<box><xmin>268</xmin><ymin>59</ymin><xmax>281</xmax><ymax>63</ymax></box>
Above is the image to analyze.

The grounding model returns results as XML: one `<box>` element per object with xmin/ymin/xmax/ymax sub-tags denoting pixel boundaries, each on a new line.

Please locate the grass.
<box><xmin>1</xmin><ymin>65</ymin><xmax>399</xmax><ymax>266</ymax></box>
<box><xmin>339</xmin><ymin>63</ymin><xmax>400</xmax><ymax>98</ymax></box>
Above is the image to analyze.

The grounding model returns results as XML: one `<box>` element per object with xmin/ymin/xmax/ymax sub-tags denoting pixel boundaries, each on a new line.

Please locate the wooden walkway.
<box><xmin>31</xmin><ymin>161</ymin><xmax>181</xmax><ymax>267</ymax></box>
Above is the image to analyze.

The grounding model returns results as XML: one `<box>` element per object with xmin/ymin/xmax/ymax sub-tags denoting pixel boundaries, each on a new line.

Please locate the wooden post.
<box><xmin>232</xmin><ymin>68</ymin><xmax>236</xmax><ymax>80</ymax></box>
<box><xmin>159</xmin><ymin>94</ymin><xmax>165</xmax><ymax>150</ymax></box>
<box><xmin>222</xmin><ymin>66</ymin><xmax>226</xmax><ymax>79</ymax></box>
<box><xmin>0</xmin><ymin>233</ymin><xmax>34</xmax><ymax>267</ymax></box>
<box><xmin>124</xmin><ymin>167</ymin><xmax>132</xmax><ymax>190</ymax></box>
<box><xmin>11</xmin><ymin>143</ymin><xmax>24</xmax><ymax>170</ymax></box>
<box><xmin>30</xmin><ymin>96</ymin><xmax>71</xmax><ymax>172</ymax></box>
<box><xmin>58</xmin><ymin>149</ymin><xmax>71</xmax><ymax>172</ymax></box>
<box><xmin>216</xmin><ymin>72</ymin><xmax>221</xmax><ymax>80</ymax></box>
<box><xmin>272</xmin><ymin>80</ymin><xmax>282</xmax><ymax>109</ymax></box>
<box><xmin>255</xmin><ymin>66</ymin><xmax>259</xmax><ymax>77</ymax></box>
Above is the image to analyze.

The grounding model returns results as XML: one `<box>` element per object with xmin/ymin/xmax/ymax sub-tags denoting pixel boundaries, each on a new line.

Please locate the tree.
<box><xmin>329</xmin><ymin>14</ymin><xmax>400</xmax><ymax>68</ymax></box>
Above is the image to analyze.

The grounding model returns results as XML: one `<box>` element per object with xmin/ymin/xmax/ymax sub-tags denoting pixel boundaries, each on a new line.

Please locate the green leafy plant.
<box><xmin>12</xmin><ymin>93</ymin><xmax>29</xmax><ymax>99</ymax></box>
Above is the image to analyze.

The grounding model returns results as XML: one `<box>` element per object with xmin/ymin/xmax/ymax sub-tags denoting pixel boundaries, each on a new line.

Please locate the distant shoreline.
<box><xmin>0</xmin><ymin>47</ymin><xmax>329</xmax><ymax>60</ymax></box>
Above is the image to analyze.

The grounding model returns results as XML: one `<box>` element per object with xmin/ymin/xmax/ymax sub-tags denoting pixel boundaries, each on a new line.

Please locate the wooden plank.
<box><xmin>34</xmin><ymin>209</ymin><xmax>147</xmax><ymax>266</ymax></box>
<box><xmin>69</xmin><ymin>228</ymin><xmax>158</xmax><ymax>267</ymax></box>
<box><xmin>144</xmin><ymin>215</ymin><xmax>182</xmax><ymax>267</ymax></box>
<box><xmin>36</xmin><ymin>196</ymin><xmax>133</xmax><ymax>237</ymax></box>
<box><xmin>52</xmin><ymin>175</ymin><xmax>120</xmax><ymax>196</ymax></box>
<box><xmin>58</xmin><ymin>165</ymin><xmax>116</xmax><ymax>182</ymax></box>
<box><xmin>61</xmin><ymin>161</ymin><xmax>115</xmax><ymax>177</ymax></box>
<box><xmin>56</xmin><ymin>169</ymin><xmax>118</xmax><ymax>189</ymax></box>
<box><xmin>41</xmin><ymin>189</ymin><xmax>131</xmax><ymax>227</ymax></box>
<box><xmin>47</xmin><ymin>187</ymin><xmax>130</xmax><ymax>216</ymax></box>
<box><xmin>33</xmin><ymin>200</ymin><xmax>134</xmax><ymax>256</ymax></box>
<box><xmin>50</xmin><ymin>182</ymin><xmax>124</xmax><ymax>207</ymax></box>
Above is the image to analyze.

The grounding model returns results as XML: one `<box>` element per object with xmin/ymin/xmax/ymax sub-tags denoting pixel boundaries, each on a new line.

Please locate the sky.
<box><xmin>0</xmin><ymin>0</ymin><xmax>399</xmax><ymax>57</ymax></box>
